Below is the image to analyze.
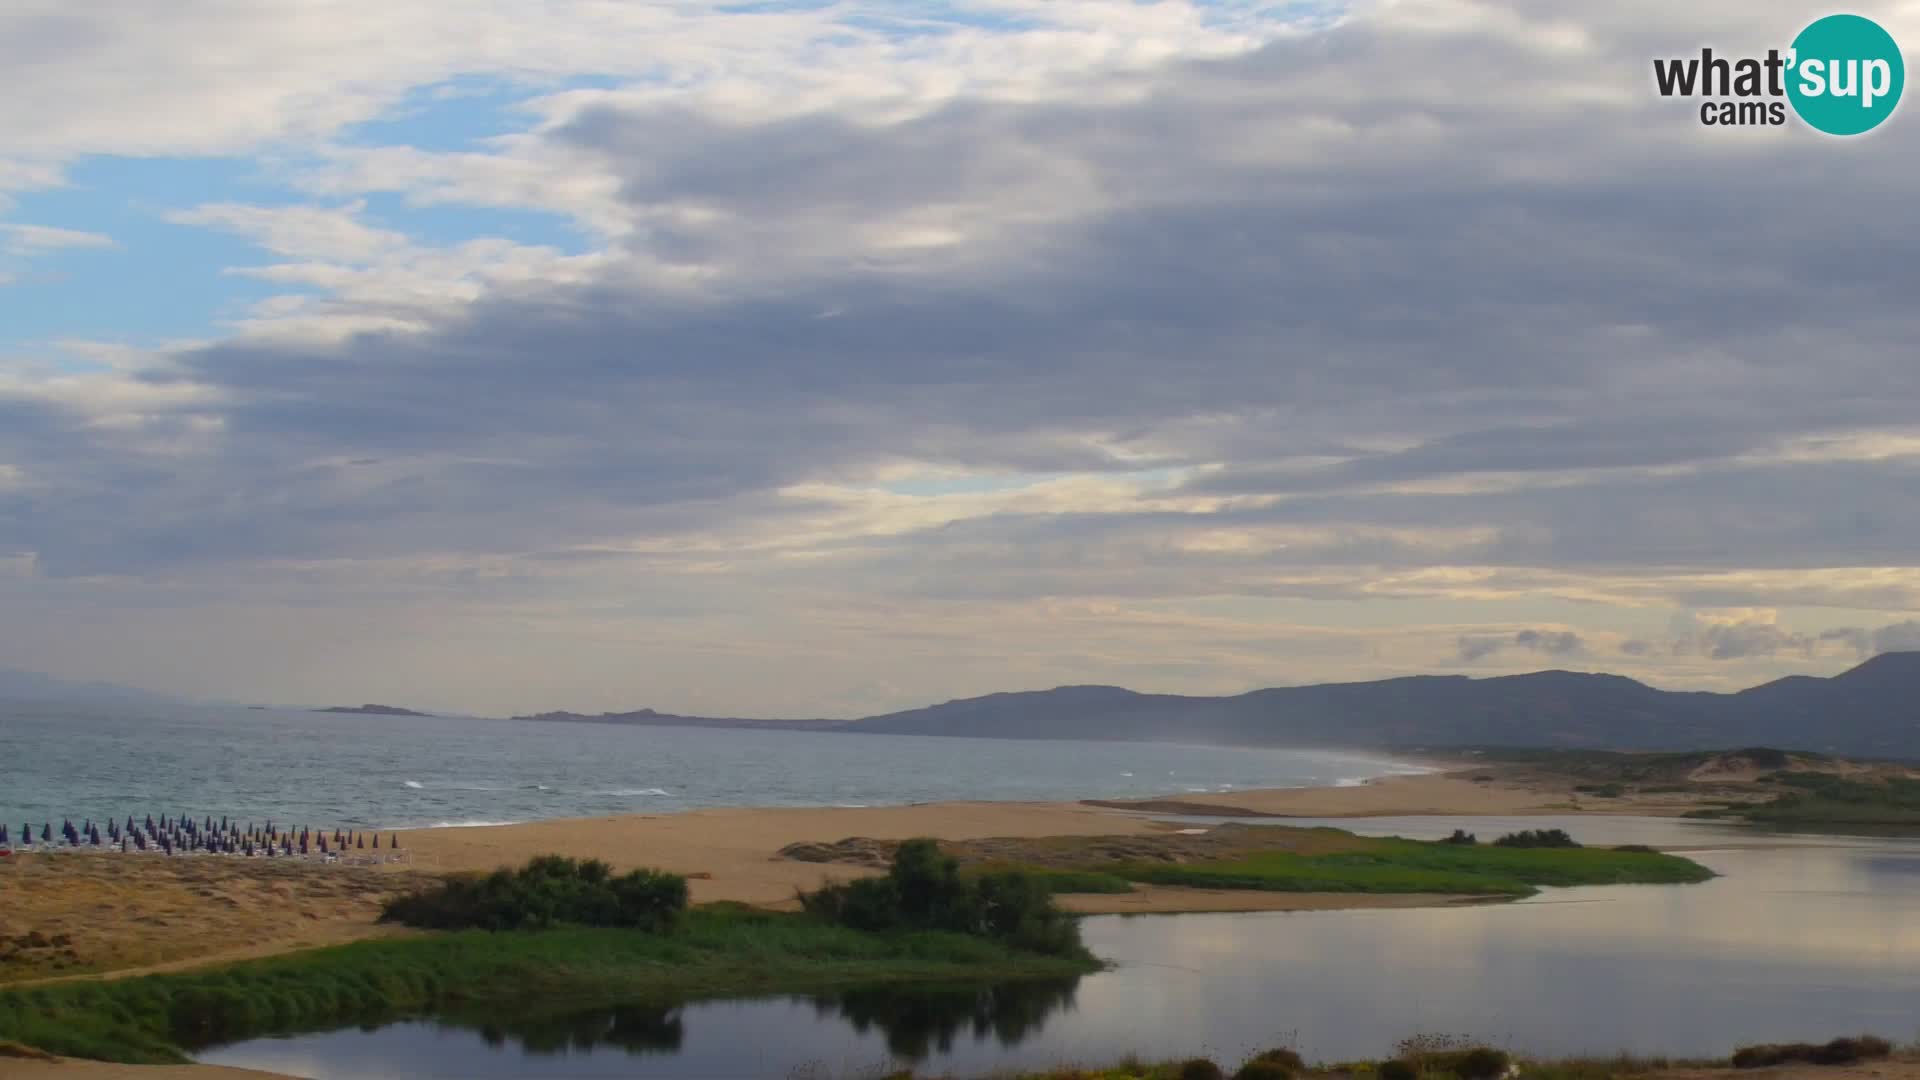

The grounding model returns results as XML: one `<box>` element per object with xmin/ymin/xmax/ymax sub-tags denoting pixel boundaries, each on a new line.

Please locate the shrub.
<box><xmin>1441</xmin><ymin>829</ymin><xmax>1478</xmax><ymax>845</ymax></box>
<box><xmin>1612</xmin><ymin>844</ymin><xmax>1658</xmax><ymax>854</ymax></box>
<box><xmin>381</xmin><ymin>855</ymin><xmax>688</xmax><ymax>931</ymax></box>
<box><xmin>1492</xmin><ymin>829</ymin><xmax>1580</xmax><ymax>849</ymax></box>
<box><xmin>1250</xmin><ymin>1048</ymin><xmax>1305</xmax><ymax>1071</ymax></box>
<box><xmin>1233</xmin><ymin>1061</ymin><xmax>1294</xmax><ymax>1080</ymax></box>
<box><xmin>1731</xmin><ymin>1036</ymin><xmax>1892</xmax><ymax>1069</ymax></box>
<box><xmin>801</xmin><ymin>839</ymin><xmax>1085</xmax><ymax>957</ymax></box>
<box><xmin>1377</xmin><ymin>1060</ymin><xmax>1417</xmax><ymax>1080</ymax></box>
<box><xmin>1179</xmin><ymin>1058</ymin><xmax>1225</xmax><ymax>1080</ymax></box>
<box><xmin>1432</xmin><ymin>1047</ymin><xmax>1511</xmax><ymax>1079</ymax></box>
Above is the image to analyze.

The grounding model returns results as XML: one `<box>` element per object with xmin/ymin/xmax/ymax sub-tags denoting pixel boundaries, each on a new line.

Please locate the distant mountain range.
<box><xmin>0</xmin><ymin>667</ymin><xmax>177</xmax><ymax>706</ymax></box>
<box><xmin>516</xmin><ymin>652</ymin><xmax>1920</xmax><ymax>759</ymax></box>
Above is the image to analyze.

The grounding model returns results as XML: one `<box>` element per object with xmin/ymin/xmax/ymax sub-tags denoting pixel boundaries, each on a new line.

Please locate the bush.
<box><xmin>1250</xmin><ymin>1048</ymin><xmax>1305</xmax><ymax>1071</ymax></box>
<box><xmin>1441</xmin><ymin>829</ymin><xmax>1478</xmax><ymax>845</ymax></box>
<box><xmin>1492</xmin><ymin>829</ymin><xmax>1581</xmax><ymax>849</ymax></box>
<box><xmin>381</xmin><ymin>855</ymin><xmax>688</xmax><ymax>932</ymax></box>
<box><xmin>801</xmin><ymin>839</ymin><xmax>1085</xmax><ymax>957</ymax></box>
<box><xmin>1613</xmin><ymin>844</ymin><xmax>1658</xmax><ymax>854</ymax></box>
<box><xmin>1731</xmin><ymin>1036</ymin><xmax>1892</xmax><ymax>1069</ymax></box>
<box><xmin>1377</xmin><ymin>1060</ymin><xmax>1417</xmax><ymax>1080</ymax></box>
<box><xmin>1432</xmin><ymin>1047</ymin><xmax>1511</xmax><ymax>1079</ymax></box>
<box><xmin>1179</xmin><ymin>1059</ymin><xmax>1225</xmax><ymax>1080</ymax></box>
<box><xmin>1233</xmin><ymin>1061</ymin><xmax>1293</xmax><ymax>1080</ymax></box>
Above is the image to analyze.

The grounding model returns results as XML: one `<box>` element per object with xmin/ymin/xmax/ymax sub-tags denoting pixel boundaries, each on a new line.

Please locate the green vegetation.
<box><xmin>1492</xmin><ymin>828</ymin><xmax>1580</xmax><ymax>849</ymax></box>
<box><xmin>1731</xmin><ymin>1036</ymin><xmax>1892</xmax><ymax>1068</ymax></box>
<box><xmin>1471</xmin><ymin>746</ymin><xmax>1809</xmax><ymax>783</ymax></box>
<box><xmin>1737</xmin><ymin>774</ymin><xmax>1920</xmax><ymax>827</ymax></box>
<box><xmin>817</xmin><ymin>1033</ymin><xmax>1897</xmax><ymax>1080</ymax></box>
<box><xmin>0</xmin><ymin>904</ymin><xmax>1094</xmax><ymax>1064</ymax></box>
<box><xmin>1099</xmin><ymin>833</ymin><xmax>1710</xmax><ymax>898</ymax></box>
<box><xmin>802</xmin><ymin>839</ymin><xmax>1089</xmax><ymax>957</ymax></box>
<box><xmin>381</xmin><ymin>854</ymin><xmax>688</xmax><ymax>931</ymax></box>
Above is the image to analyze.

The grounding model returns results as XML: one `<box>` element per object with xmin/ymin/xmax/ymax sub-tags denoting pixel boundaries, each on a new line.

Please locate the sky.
<box><xmin>3</xmin><ymin>0</ymin><xmax>1919</xmax><ymax>717</ymax></box>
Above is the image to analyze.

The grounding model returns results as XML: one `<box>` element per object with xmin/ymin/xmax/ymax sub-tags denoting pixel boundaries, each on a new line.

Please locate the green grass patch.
<box><xmin>1102</xmin><ymin>835</ymin><xmax>1713</xmax><ymax>897</ymax></box>
<box><xmin>0</xmin><ymin>905</ymin><xmax>1096</xmax><ymax>1065</ymax></box>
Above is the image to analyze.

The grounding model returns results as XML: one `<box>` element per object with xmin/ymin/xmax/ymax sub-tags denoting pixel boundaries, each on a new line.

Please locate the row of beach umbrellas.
<box><xmin>0</xmin><ymin>815</ymin><xmax>400</xmax><ymax>858</ymax></box>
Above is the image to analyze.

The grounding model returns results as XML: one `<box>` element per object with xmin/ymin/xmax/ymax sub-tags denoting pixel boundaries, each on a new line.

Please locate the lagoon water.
<box><xmin>201</xmin><ymin>817</ymin><xmax>1920</xmax><ymax>1078</ymax></box>
<box><xmin>0</xmin><ymin>700</ymin><xmax>1417</xmax><ymax>830</ymax></box>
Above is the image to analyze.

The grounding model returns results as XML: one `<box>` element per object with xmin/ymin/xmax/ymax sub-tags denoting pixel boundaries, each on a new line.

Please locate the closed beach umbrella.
<box><xmin>40</xmin><ymin>823</ymin><xmax>50</xmax><ymax>842</ymax></box>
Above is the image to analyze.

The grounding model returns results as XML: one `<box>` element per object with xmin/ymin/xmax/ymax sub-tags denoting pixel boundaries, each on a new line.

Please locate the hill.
<box><xmin>517</xmin><ymin>653</ymin><xmax>1920</xmax><ymax>757</ymax></box>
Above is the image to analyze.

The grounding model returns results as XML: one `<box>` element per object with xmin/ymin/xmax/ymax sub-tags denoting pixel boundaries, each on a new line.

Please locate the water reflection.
<box><xmin>467</xmin><ymin>1002</ymin><xmax>686</xmax><ymax>1055</ymax></box>
<box><xmin>200</xmin><ymin>819</ymin><xmax>1920</xmax><ymax>1079</ymax></box>
<box><xmin>815</xmin><ymin>979</ymin><xmax>1080</xmax><ymax>1060</ymax></box>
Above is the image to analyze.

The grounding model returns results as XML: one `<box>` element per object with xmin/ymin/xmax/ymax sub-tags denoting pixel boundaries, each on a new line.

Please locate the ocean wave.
<box><xmin>421</xmin><ymin>819</ymin><xmax>520</xmax><ymax>829</ymax></box>
<box><xmin>1334</xmin><ymin>777</ymin><xmax>1370</xmax><ymax>788</ymax></box>
<box><xmin>402</xmin><ymin>780</ymin><xmax>424</xmax><ymax>789</ymax></box>
<box><xmin>603</xmin><ymin>788</ymin><xmax>672</xmax><ymax>797</ymax></box>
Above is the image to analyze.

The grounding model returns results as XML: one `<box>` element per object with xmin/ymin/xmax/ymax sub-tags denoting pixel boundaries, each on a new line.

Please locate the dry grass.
<box><xmin>0</xmin><ymin>852</ymin><xmax>424</xmax><ymax>983</ymax></box>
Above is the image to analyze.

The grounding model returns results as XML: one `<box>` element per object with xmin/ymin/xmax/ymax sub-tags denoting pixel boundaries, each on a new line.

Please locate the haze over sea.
<box><xmin>0</xmin><ymin>701</ymin><xmax>1422</xmax><ymax>830</ymax></box>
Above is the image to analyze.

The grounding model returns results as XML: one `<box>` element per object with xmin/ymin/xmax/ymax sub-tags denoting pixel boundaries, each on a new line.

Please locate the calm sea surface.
<box><xmin>201</xmin><ymin>817</ymin><xmax>1920</xmax><ymax>1078</ymax></box>
<box><xmin>0</xmin><ymin>700</ymin><xmax>1419</xmax><ymax>830</ymax></box>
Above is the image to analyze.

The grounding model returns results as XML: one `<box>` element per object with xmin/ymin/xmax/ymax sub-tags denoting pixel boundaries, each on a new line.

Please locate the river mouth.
<box><xmin>197</xmin><ymin>816</ymin><xmax>1920</xmax><ymax>1078</ymax></box>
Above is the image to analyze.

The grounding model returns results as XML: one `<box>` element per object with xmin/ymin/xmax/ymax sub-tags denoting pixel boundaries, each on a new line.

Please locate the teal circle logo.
<box><xmin>1787</xmin><ymin>14</ymin><xmax>1904</xmax><ymax>135</ymax></box>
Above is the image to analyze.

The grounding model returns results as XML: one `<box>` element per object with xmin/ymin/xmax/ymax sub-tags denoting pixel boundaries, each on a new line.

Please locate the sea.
<box><xmin>0</xmin><ymin>700</ymin><xmax>1423</xmax><ymax>831</ymax></box>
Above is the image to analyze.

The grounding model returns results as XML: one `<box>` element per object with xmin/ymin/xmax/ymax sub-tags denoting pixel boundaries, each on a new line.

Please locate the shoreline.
<box><xmin>0</xmin><ymin>764</ymin><xmax>1754</xmax><ymax>1080</ymax></box>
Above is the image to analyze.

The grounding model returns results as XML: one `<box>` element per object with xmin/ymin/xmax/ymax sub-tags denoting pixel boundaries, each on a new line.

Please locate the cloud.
<box><xmin>1821</xmin><ymin>620</ymin><xmax>1920</xmax><ymax>658</ymax></box>
<box><xmin>0</xmin><ymin>223</ymin><xmax>112</xmax><ymax>254</ymax></box>
<box><xmin>1457</xmin><ymin>629</ymin><xmax>1586</xmax><ymax>662</ymax></box>
<box><xmin>5</xmin><ymin>0</ymin><xmax>1920</xmax><ymax>710</ymax></box>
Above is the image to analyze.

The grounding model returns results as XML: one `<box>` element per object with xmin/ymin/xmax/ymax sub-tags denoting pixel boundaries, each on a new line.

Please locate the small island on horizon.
<box><xmin>312</xmin><ymin>703</ymin><xmax>433</xmax><ymax>717</ymax></box>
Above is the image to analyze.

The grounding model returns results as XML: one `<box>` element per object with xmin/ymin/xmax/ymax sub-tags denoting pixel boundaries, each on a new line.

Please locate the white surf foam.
<box><xmin>402</xmin><ymin>780</ymin><xmax>424</xmax><ymax>789</ymax></box>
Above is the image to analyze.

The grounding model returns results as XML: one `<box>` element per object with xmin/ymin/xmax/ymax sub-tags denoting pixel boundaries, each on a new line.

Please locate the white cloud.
<box><xmin>0</xmin><ymin>223</ymin><xmax>113</xmax><ymax>254</ymax></box>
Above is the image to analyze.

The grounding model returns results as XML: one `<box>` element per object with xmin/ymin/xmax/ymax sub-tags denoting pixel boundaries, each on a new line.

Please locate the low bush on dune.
<box><xmin>380</xmin><ymin>854</ymin><xmax>688</xmax><ymax>931</ymax></box>
<box><xmin>1731</xmin><ymin>1035</ymin><xmax>1892</xmax><ymax>1068</ymax></box>
<box><xmin>1177</xmin><ymin>1058</ymin><xmax>1224</xmax><ymax>1080</ymax></box>
<box><xmin>1375</xmin><ymin>1060</ymin><xmax>1417</xmax><ymax>1080</ymax></box>
<box><xmin>802</xmin><ymin>839</ymin><xmax>1088</xmax><ymax>958</ymax></box>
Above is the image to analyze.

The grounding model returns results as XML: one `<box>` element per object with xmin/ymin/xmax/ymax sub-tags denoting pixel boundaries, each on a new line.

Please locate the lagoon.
<box><xmin>200</xmin><ymin>817</ymin><xmax>1920</xmax><ymax>1078</ymax></box>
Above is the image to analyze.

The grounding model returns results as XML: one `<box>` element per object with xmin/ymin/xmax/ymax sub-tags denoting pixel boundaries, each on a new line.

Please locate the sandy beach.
<box><xmin>1</xmin><ymin>765</ymin><xmax>1717</xmax><ymax>986</ymax></box>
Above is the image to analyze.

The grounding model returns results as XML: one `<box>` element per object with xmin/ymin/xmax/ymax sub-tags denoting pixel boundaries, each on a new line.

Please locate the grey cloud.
<box><xmin>4</xmin><ymin>0</ymin><xmax>1919</xmax><ymax>614</ymax></box>
<box><xmin>1821</xmin><ymin>620</ymin><xmax>1920</xmax><ymax>657</ymax></box>
<box><xmin>1457</xmin><ymin>629</ymin><xmax>1586</xmax><ymax>663</ymax></box>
